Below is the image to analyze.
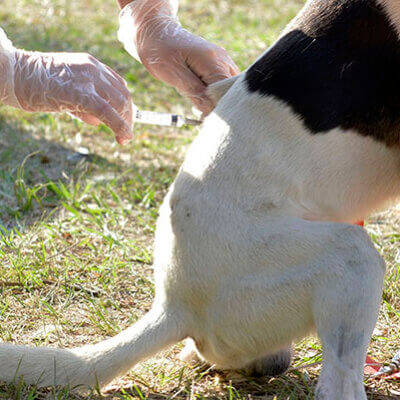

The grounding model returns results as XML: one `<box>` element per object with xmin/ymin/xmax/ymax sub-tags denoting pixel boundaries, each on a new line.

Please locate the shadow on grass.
<box><xmin>100</xmin><ymin>367</ymin><xmax>399</xmax><ymax>400</ymax></box>
<box><xmin>0</xmin><ymin>114</ymin><xmax>120</xmax><ymax>231</ymax></box>
<box><xmin>1</xmin><ymin>367</ymin><xmax>397</xmax><ymax>400</ymax></box>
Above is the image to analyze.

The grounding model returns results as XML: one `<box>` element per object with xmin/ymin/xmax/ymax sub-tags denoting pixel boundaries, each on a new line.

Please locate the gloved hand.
<box><xmin>0</xmin><ymin>28</ymin><xmax>134</xmax><ymax>145</ymax></box>
<box><xmin>118</xmin><ymin>0</ymin><xmax>239</xmax><ymax>114</ymax></box>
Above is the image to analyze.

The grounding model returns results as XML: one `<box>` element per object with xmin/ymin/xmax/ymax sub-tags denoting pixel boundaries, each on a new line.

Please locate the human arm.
<box><xmin>0</xmin><ymin>28</ymin><xmax>134</xmax><ymax>145</ymax></box>
<box><xmin>117</xmin><ymin>0</ymin><xmax>239</xmax><ymax>114</ymax></box>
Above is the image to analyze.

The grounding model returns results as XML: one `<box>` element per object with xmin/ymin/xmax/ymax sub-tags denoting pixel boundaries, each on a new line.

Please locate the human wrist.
<box><xmin>0</xmin><ymin>28</ymin><xmax>21</xmax><ymax>108</ymax></box>
<box><xmin>119</xmin><ymin>0</ymin><xmax>178</xmax><ymax>25</ymax></box>
<box><xmin>118</xmin><ymin>0</ymin><xmax>180</xmax><ymax>62</ymax></box>
<box><xmin>118</xmin><ymin>0</ymin><xmax>178</xmax><ymax>15</ymax></box>
<box><xmin>117</xmin><ymin>0</ymin><xmax>135</xmax><ymax>9</ymax></box>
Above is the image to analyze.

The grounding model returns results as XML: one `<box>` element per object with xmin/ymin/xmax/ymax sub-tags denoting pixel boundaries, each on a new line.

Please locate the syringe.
<box><xmin>135</xmin><ymin>110</ymin><xmax>202</xmax><ymax>128</ymax></box>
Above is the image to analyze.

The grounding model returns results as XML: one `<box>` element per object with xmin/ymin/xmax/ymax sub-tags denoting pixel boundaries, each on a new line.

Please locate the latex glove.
<box><xmin>118</xmin><ymin>0</ymin><xmax>239</xmax><ymax>114</ymax></box>
<box><xmin>0</xmin><ymin>28</ymin><xmax>134</xmax><ymax>145</ymax></box>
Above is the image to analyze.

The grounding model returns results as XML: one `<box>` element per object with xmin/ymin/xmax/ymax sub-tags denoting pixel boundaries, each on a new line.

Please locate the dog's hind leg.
<box><xmin>313</xmin><ymin>228</ymin><xmax>385</xmax><ymax>400</ymax></box>
<box><xmin>187</xmin><ymin>222</ymin><xmax>383</xmax><ymax>399</ymax></box>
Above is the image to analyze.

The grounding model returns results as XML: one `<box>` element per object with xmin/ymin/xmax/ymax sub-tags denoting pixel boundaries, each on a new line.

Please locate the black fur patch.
<box><xmin>246</xmin><ymin>0</ymin><xmax>400</xmax><ymax>146</ymax></box>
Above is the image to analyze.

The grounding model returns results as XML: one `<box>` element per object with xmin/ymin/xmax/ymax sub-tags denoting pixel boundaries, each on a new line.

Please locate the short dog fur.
<box><xmin>2</xmin><ymin>0</ymin><xmax>400</xmax><ymax>398</ymax></box>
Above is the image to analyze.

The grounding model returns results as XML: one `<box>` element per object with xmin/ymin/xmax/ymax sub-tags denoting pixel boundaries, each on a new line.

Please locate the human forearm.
<box><xmin>118</xmin><ymin>0</ymin><xmax>178</xmax><ymax>63</ymax></box>
<box><xmin>0</xmin><ymin>28</ymin><xmax>22</xmax><ymax>108</ymax></box>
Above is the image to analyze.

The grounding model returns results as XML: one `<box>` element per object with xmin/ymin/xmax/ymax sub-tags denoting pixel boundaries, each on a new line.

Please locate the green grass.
<box><xmin>0</xmin><ymin>0</ymin><xmax>399</xmax><ymax>398</ymax></box>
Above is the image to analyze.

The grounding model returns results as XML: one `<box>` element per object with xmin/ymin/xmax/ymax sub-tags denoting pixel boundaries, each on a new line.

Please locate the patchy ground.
<box><xmin>0</xmin><ymin>0</ymin><xmax>399</xmax><ymax>398</ymax></box>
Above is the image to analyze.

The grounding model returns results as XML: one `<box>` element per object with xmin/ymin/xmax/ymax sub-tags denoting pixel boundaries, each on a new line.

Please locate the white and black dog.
<box><xmin>2</xmin><ymin>0</ymin><xmax>400</xmax><ymax>398</ymax></box>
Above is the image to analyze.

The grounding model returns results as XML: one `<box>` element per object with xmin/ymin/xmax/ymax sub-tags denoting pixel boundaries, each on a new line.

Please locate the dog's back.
<box><xmin>248</xmin><ymin>0</ymin><xmax>400</xmax><ymax>145</ymax></box>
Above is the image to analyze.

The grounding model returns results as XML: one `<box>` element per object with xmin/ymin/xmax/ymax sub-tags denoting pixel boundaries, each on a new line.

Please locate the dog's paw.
<box><xmin>179</xmin><ymin>339</ymin><xmax>201</xmax><ymax>363</ymax></box>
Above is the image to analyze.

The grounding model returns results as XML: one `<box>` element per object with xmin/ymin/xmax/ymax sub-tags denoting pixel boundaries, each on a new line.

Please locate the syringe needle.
<box><xmin>183</xmin><ymin>117</ymin><xmax>202</xmax><ymax>126</ymax></box>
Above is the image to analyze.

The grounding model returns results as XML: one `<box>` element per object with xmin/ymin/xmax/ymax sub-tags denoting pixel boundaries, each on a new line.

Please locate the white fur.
<box><xmin>0</xmin><ymin>71</ymin><xmax>388</xmax><ymax>399</ymax></box>
<box><xmin>0</xmin><ymin>309</ymin><xmax>185</xmax><ymax>387</ymax></box>
<box><xmin>1</xmin><ymin>6</ymin><xmax>397</xmax><ymax>400</ymax></box>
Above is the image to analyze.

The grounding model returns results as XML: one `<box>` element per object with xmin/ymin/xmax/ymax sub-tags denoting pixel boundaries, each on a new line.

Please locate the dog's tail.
<box><xmin>0</xmin><ymin>308</ymin><xmax>185</xmax><ymax>388</ymax></box>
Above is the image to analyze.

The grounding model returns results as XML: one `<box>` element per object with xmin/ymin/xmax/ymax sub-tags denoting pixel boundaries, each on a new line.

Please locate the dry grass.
<box><xmin>0</xmin><ymin>0</ymin><xmax>399</xmax><ymax>398</ymax></box>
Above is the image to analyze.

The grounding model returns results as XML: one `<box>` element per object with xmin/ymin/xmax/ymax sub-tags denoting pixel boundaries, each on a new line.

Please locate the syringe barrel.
<box><xmin>135</xmin><ymin>110</ymin><xmax>184</xmax><ymax>127</ymax></box>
